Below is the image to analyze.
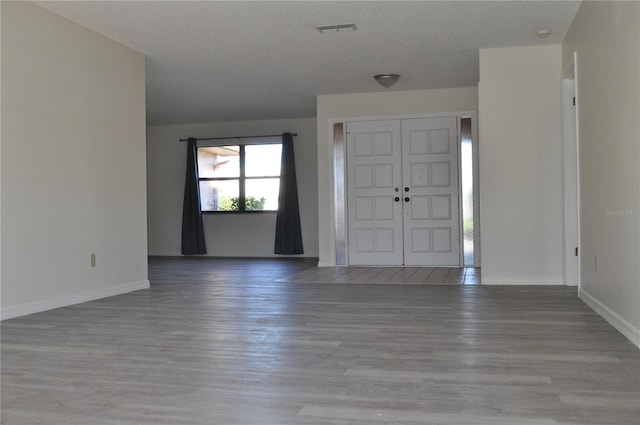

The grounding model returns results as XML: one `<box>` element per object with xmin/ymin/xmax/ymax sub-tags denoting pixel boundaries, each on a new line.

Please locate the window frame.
<box><xmin>198</xmin><ymin>139</ymin><xmax>282</xmax><ymax>214</ymax></box>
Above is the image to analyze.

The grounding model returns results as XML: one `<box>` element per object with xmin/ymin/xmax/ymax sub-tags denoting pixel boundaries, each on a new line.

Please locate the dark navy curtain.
<box><xmin>274</xmin><ymin>133</ymin><xmax>304</xmax><ymax>254</ymax></box>
<box><xmin>181</xmin><ymin>138</ymin><xmax>207</xmax><ymax>255</ymax></box>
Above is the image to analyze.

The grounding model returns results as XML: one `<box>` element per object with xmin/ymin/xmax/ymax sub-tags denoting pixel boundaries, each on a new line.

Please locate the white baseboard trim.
<box><xmin>579</xmin><ymin>288</ymin><xmax>640</xmax><ymax>348</ymax></box>
<box><xmin>149</xmin><ymin>252</ymin><xmax>320</xmax><ymax>259</ymax></box>
<box><xmin>148</xmin><ymin>251</ymin><xmax>181</xmax><ymax>256</ymax></box>
<box><xmin>317</xmin><ymin>261</ymin><xmax>336</xmax><ymax>267</ymax></box>
<box><xmin>1</xmin><ymin>280</ymin><xmax>150</xmax><ymax>321</ymax></box>
<box><xmin>481</xmin><ymin>281</ymin><xmax>564</xmax><ymax>286</ymax></box>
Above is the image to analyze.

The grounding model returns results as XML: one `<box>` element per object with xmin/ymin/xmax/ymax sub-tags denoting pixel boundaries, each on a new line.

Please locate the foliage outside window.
<box><xmin>197</xmin><ymin>142</ymin><xmax>282</xmax><ymax>212</ymax></box>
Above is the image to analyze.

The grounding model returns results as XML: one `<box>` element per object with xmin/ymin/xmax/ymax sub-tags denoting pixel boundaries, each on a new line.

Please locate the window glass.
<box><xmin>198</xmin><ymin>146</ymin><xmax>240</xmax><ymax>178</ymax></box>
<box><xmin>245</xmin><ymin>144</ymin><xmax>282</xmax><ymax>177</ymax></box>
<box><xmin>245</xmin><ymin>178</ymin><xmax>280</xmax><ymax>211</ymax></box>
<box><xmin>197</xmin><ymin>142</ymin><xmax>282</xmax><ymax>213</ymax></box>
<box><xmin>460</xmin><ymin>118</ymin><xmax>475</xmax><ymax>266</ymax></box>
<box><xmin>199</xmin><ymin>180</ymin><xmax>240</xmax><ymax>211</ymax></box>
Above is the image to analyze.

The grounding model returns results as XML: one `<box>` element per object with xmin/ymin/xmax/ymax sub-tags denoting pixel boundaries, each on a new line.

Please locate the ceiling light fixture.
<box><xmin>373</xmin><ymin>74</ymin><xmax>400</xmax><ymax>88</ymax></box>
<box><xmin>316</xmin><ymin>23</ymin><xmax>357</xmax><ymax>33</ymax></box>
<box><xmin>536</xmin><ymin>29</ymin><xmax>551</xmax><ymax>39</ymax></box>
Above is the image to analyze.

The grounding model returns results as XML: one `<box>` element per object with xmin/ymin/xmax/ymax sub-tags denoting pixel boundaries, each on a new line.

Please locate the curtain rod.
<box><xmin>179</xmin><ymin>133</ymin><xmax>297</xmax><ymax>142</ymax></box>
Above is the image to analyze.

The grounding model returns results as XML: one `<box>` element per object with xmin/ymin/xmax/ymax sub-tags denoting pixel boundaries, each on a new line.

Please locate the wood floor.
<box><xmin>2</xmin><ymin>257</ymin><xmax>638</xmax><ymax>424</ymax></box>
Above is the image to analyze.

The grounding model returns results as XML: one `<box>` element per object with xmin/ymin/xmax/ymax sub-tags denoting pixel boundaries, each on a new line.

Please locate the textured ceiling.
<box><xmin>37</xmin><ymin>1</ymin><xmax>581</xmax><ymax>125</ymax></box>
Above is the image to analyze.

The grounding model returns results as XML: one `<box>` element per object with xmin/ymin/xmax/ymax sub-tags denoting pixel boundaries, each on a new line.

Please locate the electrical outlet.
<box><xmin>91</xmin><ymin>253</ymin><xmax>96</xmax><ymax>268</ymax></box>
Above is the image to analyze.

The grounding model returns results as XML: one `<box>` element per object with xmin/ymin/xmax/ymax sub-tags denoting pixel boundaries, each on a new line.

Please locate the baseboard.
<box><xmin>579</xmin><ymin>288</ymin><xmax>640</xmax><ymax>348</ymax></box>
<box><xmin>149</xmin><ymin>251</ymin><xmax>320</xmax><ymax>260</ymax></box>
<box><xmin>148</xmin><ymin>250</ymin><xmax>181</xmax><ymax>256</ymax></box>
<box><xmin>481</xmin><ymin>281</ymin><xmax>564</xmax><ymax>286</ymax></box>
<box><xmin>1</xmin><ymin>280</ymin><xmax>150</xmax><ymax>321</ymax></box>
<box><xmin>317</xmin><ymin>260</ymin><xmax>337</xmax><ymax>267</ymax></box>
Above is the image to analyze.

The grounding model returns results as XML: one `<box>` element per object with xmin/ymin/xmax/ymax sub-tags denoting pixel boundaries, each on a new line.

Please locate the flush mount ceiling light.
<box><xmin>373</xmin><ymin>74</ymin><xmax>400</xmax><ymax>88</ymax></box>
<box><xmin>536</xmin><ymin>28</ymin><xmax>551</xmax><ymax>39</ymax></box>
<box><xmin>316</xmin><ymin>23</ymin><xmax>357</xmax><ymax>33</ymax></box>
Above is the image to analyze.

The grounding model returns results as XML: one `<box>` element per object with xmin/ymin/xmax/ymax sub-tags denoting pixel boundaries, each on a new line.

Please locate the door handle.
<box><xmin>404</xmin><ymin>197</ymin><xmax>410</xmax><ymax>202</ymax></box>
<box><xmin>394</xmin><ymin>197</ymin><xmax>400</xmax><ymax>202</ymax></box>
<box><xmin>404</xmin><ymin>187</ymin><xmax>410</xmax><ymax>192</ymax></box>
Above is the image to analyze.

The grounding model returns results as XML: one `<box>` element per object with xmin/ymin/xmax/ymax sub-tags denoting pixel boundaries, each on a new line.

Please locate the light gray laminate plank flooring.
<box><xmin>1</xmin><ymin>257</ymin><xmax>638</xmax><ymax>425</ymax></box>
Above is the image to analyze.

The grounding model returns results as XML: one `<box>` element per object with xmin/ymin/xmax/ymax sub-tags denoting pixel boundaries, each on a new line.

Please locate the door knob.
<box><xmin>404</xmin><ymin>187</ymin><xmax>410</xmax><ymax>192</ymax></box>
<box><xmin>404</xmin><ymin>197</ymin><xmax>410</xmax><ymax>202</ymax></box>
<box><xmin>394</xmin><ymin>197</ymin><xmax>400</xmax><ymax>202</ymax></box>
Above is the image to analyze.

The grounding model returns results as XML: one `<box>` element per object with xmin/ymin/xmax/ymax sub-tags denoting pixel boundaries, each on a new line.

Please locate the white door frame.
<box><xmin>330</xmin><ymin>111</ymin><xmax>478</xmax><ymax>267</ymax></box>
<box><xmin>562</xmin><ymin>51</ymin><xmax>581</xmax><ymax>287</ymax></box>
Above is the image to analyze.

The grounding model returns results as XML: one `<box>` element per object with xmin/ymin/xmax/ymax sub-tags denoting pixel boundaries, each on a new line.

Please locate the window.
<box><xmin>198</xmin><ymin>141</ymin><xmax>282</xmax><ymax>212</ymax></box>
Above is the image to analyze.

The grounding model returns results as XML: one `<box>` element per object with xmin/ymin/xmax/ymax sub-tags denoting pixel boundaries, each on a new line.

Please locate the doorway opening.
<box><xmin>346</xmin><ymin>117</ymin><xmax>460</xmax><ymax>266</ymax></box>
<box><xmin>562</xmin><ymin>52</ymin><xmax>580</xmax><ymax>287</ymax></box>
<box><xmin>332</xmin><ymin>112</ymin><xmax>479</xmax><ymax>268</ymax></box>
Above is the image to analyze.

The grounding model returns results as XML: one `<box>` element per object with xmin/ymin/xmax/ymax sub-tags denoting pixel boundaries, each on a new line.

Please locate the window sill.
<box><xmin>202</xmin><ymin>210</ymin><xmax>277</xmax><ymax>215</ymax></box>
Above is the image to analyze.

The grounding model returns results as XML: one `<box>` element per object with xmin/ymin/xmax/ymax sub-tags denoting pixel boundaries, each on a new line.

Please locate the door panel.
<box><xmin>347</xmin><ymin>120</ymin><xmax>403</xmax><ymax>265</ymax></box>
<box><xmin>402</xmin><ymin>117</ymin><xmax>460</xmax><ymax>266</ymax></box>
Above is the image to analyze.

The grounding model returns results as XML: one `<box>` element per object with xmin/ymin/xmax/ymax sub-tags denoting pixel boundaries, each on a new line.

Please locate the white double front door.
<box><xmin>346</xmin><ymin>117</ymin><xmax>460</xmax><ymax>266</ymax></box>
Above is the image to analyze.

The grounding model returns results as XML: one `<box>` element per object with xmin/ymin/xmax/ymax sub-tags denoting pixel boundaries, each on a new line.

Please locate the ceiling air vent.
<box><xmin>316</xmin><ymin>23</ymin><xmax>357</xmax><ymax>33</ymax></box>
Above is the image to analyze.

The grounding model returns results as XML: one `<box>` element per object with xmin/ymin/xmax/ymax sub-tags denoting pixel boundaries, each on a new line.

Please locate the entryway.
<box><xmin>346</xmin><ymin>117</ymin><xmax>460</xmax><ymax>266</ymax></box>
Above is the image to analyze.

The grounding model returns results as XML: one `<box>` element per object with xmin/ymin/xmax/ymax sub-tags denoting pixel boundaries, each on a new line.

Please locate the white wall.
<box><xmin>147</xmin><ymin>117</ymin><xmax>318</xmax><ymax>257</ymax></box>
<box><xmin>316</xmin><ymin>87</ymin><xmax>478</xmax><ymax>265</ymax></box>
<box><xmin>1</xmin><ymin>2</ymin><xmax>148</xmax><ymax>319</ymax></box>
<box><xmin>562</xmin><ymin>1</ymin><xmax>640</xmax><ymax>346</ymax></box>
<box><xmin>478</xmin><ymin>46</ymin><xmax>564</xmax><ymax>285</ymax></box>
